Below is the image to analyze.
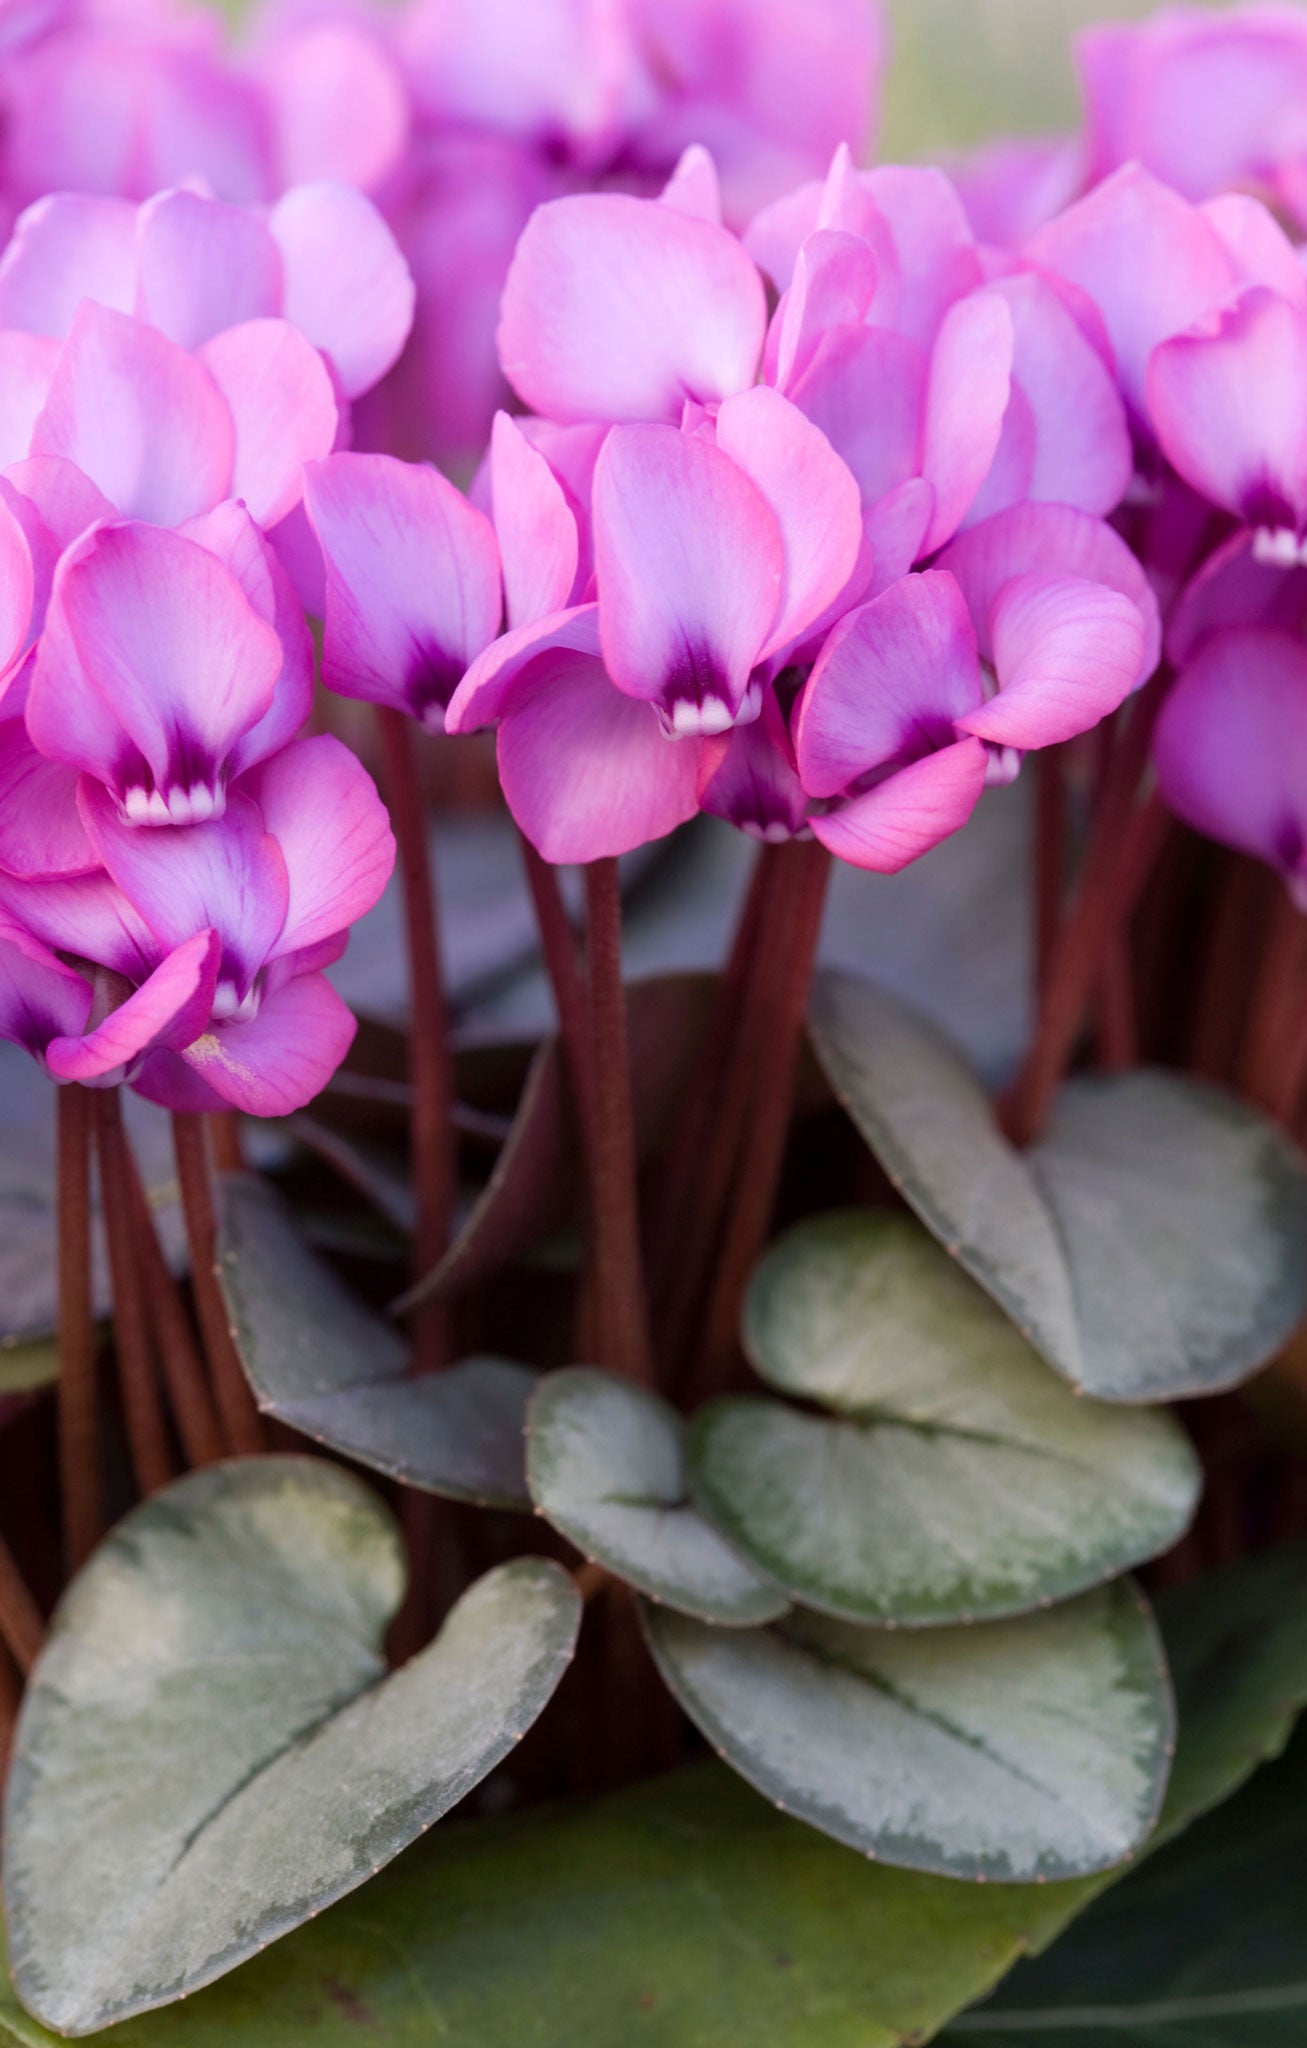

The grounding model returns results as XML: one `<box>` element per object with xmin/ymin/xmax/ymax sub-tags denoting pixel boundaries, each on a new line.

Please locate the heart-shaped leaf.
<box><xmin>808</xmin><ymin>971</ymin><xmax>1307</xmax><ymax>1401</ymax></box>
<box><xmin>3</xmin><ymin>1458</ymin><xmax>579</xmax><ymax>2036</ymax></box>
<box><xmin>218</xmin><ymin>1175</ymin><xmax>535</xmax><ymax>1508</ymax></box>
<box><xmin>528</xmin><ymin>1368</ymin><xmax>789</xmax><ymax>1626</ymax></box>
<box><xmin>689</xmin><ymin>1212</ymin><xmax>1199</xmax><ymax>1625</ymax></box>
<box><xmin>643</xmin><ymin>1580</ymin><xmax>1173</xmax><ymax>1882</ymax></box>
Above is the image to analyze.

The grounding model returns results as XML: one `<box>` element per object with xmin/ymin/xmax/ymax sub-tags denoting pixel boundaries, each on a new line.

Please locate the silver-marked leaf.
<box><xmin>218</xmin><ymin>1175</ymin><xmax>534</xmax><ymax>1508</ymax></box>
<box><xmin>2</xmin><ymin>1459</ymin><xmax>579</xmax><ymax>2037</ymax></box>
<box><xmin>807</xmin><ymin>972</ymin><xmax>1081</xmax><ymax>1381</ymax></box>
<box><xmin>1030</xmin><ymin>1072</ymin><xmax>1307</xmax><ymax>1402</ymax></box>
<box><xmin>528</xmin><ymin>1368</ymin><xmax>789</xmax><ymax>1626</ymax></box>
<box><xmin>689</xmin><ymin>1211</ymin><xmax>1199</xmax><ymax>1625</ymax></box>
<box><xmin>643</xmin><ymin>1581</ymin><xmax>1173</xmax><ymax>1883</ymax></box>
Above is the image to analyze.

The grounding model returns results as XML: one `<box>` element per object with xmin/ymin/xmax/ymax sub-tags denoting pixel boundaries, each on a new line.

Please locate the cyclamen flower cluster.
<box><xmin>0</xmin><ymin>180</ymin><xmax>402</xmax><ymax>1111</ymax></box>
<box><xmin>0</xmin><ymin>0</ymin><xmax>883</xmax><ymax>463</ymax></box>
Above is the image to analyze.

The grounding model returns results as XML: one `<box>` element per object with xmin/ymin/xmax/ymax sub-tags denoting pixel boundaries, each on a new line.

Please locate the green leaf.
<box><xmin>942</xmin><ymin>1719</ymin><xmax>1307</xmax><ymax>2044</ymax></box>
<box><xmin>689</xmin><ymin>1213</ymin><xmax>1199</xmax><ymax>1625</ymax></box>
<box><xmin>3</xmin><ymin>1458</ymin><xmax>579</xmax><ymax>2036</ymax></box>
<box><xmin>217</xmin><ymin>1175</ymin><xmax>535</xmax><ymax>1508</ymax></box>
<box><xmin>808</xmin><ymin>972</ymin><xmax>1307</xmax><ymax>1401</ymax></box>
<box><xmin>642</xmin><ymin>1581</ymin><xmax>1174</xmax><ymax>1882</ymax></box>
<box><xmin>1031</xmin><ymin>1072</ymin><xmax>1307</xmax><ymax>1402</ymax></box>
<box><xmin>527</xmin><ymin>1368</ymin><xmax>789</xmax><ymax>1626</ymax></box>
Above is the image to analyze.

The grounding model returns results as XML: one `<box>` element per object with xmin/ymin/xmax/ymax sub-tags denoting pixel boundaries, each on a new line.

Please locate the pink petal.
<box><xmin>447</xmin><ymin>604</ymin><xmax>601</xmax><ymax>733</ymax></box>
<box><xmin>0</xmin><ymin>870</ymin><xmax>156</xmax><ymax>980</ymax></box>
<box><xmin>0</xmin><ymin>719</ymin><xmax>94</xmax><ymax>878</ymax></box>
<box><xmin>949</xmin><ymin>137</ymin><xmax>1083</xmax><ymax>248</ymax></box>
<box><xmin>31</xmin><ymin>303</ymin><xmax>234</xmax><ymax>525</ymax></box>
<box><xmin>1</xmin><ymin>454</ymin><xmax>114</xmax><ymax>557</ymax></box>
<box><xmin>0</xmin><ymin>193</ymin><xmax>136</xmax><ymax>337</ymax></box>
<box><xmin>854</xmin><ymin>164</ymin><xmax>983</xmax><ymax>349</ymax></box>
<box><xmin>936</xmin><ymin>501</ymin><xmax>1161</xmax><ymax>685</ymax></box>
<box><xmin>28</xmin><ymin>522</ymin><xmax>283</xmax><ymax>819</ymax></box>
<box><xmin>46</xmin><ymin>929</ymin><xmax>221</xmax><ymax>1082</ymax></box>
<box><xmin>498</xmin><ymin>191</ymin><xmax>767</xmax><ymax>424</ymax></box>
<box><xmin>789</xmin><ymin>323</ymin><xmax>927</xmax><ymax>511</ymax></box>
<box><xmin>593</xmin><ymin>424</ymin><xmax>783</xmax><ymax>731</ymax></box>
<box><xmin>0</xmin><ymin>495</ymin><xmax>34</xmax><ymax>686</ymax></box>
<box><xmin>715</xmin><ymin>385</ymin><xmax>863</xmax><ymax>662</ymax></box>
<box><xmin>134</xmin><ymin>189</ymin><xmax>282</xmax><ymax>351</ymax></box>
<box><xmin>1153</xmin><ymin>627</ymin><xmax>1307</xmax><ymax>896</ymax></box>
<box><xmin>240</xmin><ymin>734</ymin><xmax>394</xmax><ymax>960</ymax></box>
<box><xmin>1147</xmin><ymin>286</ymin><xmax>1307</xmax><ymax>536</ymax></box>
<box><xmin>1168</xmin><ymin>531</ymin><xmax>1307</xmax><ymax>667</ymax></box>
<box><xmin>198</xmin><ymin>317</ymin><xmax>338</xmax><ymax>529</ymax></box>
<box><xmin>699</xmin><ymin>688</ymin><xmax>809</xmax><ymax>840</ymax></box>
<box><xmin>772</xmin><ymin>228</ymin><xmax>878</xmax><ymax>390</ymax></box>
<box><xmin>305</xmin><ymin>451</ymin><xmax>502</xmax><ymax>730</ymax></box>
<box><xmin>1027</xmin><ymin>164</ymin><xmax>1237</xmax><ymax>421</ymax></box>
<box><xmin>259</xmin><ymin>21</ymin><xmax>411</xmax><ymax>194</ymax></box>
<box><xmin>957</xmin><ymin>574</ymin><xmax>1146</xmax><ymax>750</ymax></box>
<box><xmin>919</xmin><ymin>291</ymin><xmax>1014</xmax><ymax>554</ymax></box>
<box><xmin>269</xmin><ymin>182</ymin><xmax>414</xmax><ymax>400</ymax></box>
<box><xmin>180</xmin><ymin>500</ymin><xmax>315</xmax><ymax>776</ymax></box>
<box><xmin>0</xmin><ymin>333</ymin><xmax>59</xmax><ymax>467</ymax></box>
<box><xmin>743</xmin><ymin>177</ymin><xmax>823</xmax><ymax>291</ymax></box>
<box><xmin>811</xmin><ymin>737</ymin><xmax>989</xmax><ymax>872</ymax></box>
<box><xmin>168</xmin><ymin>969</ymin><xmax>357</xmax><ymax>1116</ymax></box>
<box><xmin>489</xmin><ymin>411</ymin><xmax>580</xmax><ymax>630</ymax></box>
<box><xmin>862</xmin><ymin>478</ymin><xmax>936</xmax><ymax>595</ymax></box>
<box><xmin>0</xmin><ymin>913</ymin><xmax>90</xmax><ymax>1061</ymax></box>
<box><xmin>1202</xmin><ymin>193</ymin><xmax>1307</xmax><ymax>305</ymax></box>
<box><xmin>660</xmin><ymin>145</ymin><xmax>723</xmax><ymax>224</ymax></box>
<box><xmin>497</xmin><ymin>651</ymin><xmax>703</xmax><ymax>862</ymax></box>
<box><xmin>795</xmin><ymin>569</ymin><xmax>985</xmax><ymax>800</ymax></box>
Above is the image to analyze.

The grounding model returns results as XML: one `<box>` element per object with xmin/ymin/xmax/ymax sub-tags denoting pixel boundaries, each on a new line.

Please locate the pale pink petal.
<box><xmin>1148</xmin><ymin>286</ymin><xmax>1307</xmax><ymax>537</ymax></box>
<box><xmin>789</xmin><ymin>323</ymin><xmax>926</xmax><ymax>512</ymax></box>
<box><xmin>919</xmin><ymin>291</ymin><xmax>1014</xmax><ymax>554</ymax></box>
<box><xmin>795</xmin><ymin>570</ymin><xmax>985</xmax><ymax>799</ymax></box>
<box><xmin>811</xmin><ymin>738</ymin><xmax>989</xmax><ymax>872</ymax></box>
<box><xmin>0</xmin><ymin>870</ymin><xmax>156</xmax><ymax>981</ymax></box>
<box><xmin>490</xmin><ymin>411</ymin><xmax>580</xmax><ymax>630</ymax></box>
<box><xmin>977</xmin><ymin>271</ymin><xmax>1133</xmax><ymax>518</ymax></box>
<box><xmin>169</xmin><ymin>970</ymin><xmax>356</xmax><ymax>1115</ymax></box>
<box><xmin>1</xmin><ymin>454</ymin><xmax>113</xmax><ymax>558</ymax></box>
<box><xmin>46</xmin><ymin>929</ymin><xmax>221</xmax><ymax>1082</ymax></box>
<box><xmin>498</xmin><ymin>652</ymin><xmax>703</xmax><ymax>862</ymax></box>
<box><xmin>0</xmin><ymin>193</ymin><xmax>136</xmax><ymax>336</ymax></box>
<box><xmin>660</xmin><ymin>145</ymin><xmax>723</xmax><ymax>224</ymax></box>
<box><xmin>1202</xmin><ymin>193</ymin><xmax>1307</xmax><ymax>305</ymax></box>
<box><xmin>269</xmin><ymin>182</ymin><xmax>414</xmax><ymax>400</ymax></box>
<box><xmin>305</xmin><ymin>451</ymin><xmax>502</xmax><ymax>730</ymax></box>
<box><xmin>0</xmin><ymin>913</ymin><xmax>90</xmax><ymax>1060</ymax></box>
<box><xmin>862</xmin><ymin>478</ymin><xmax>935</xmax><ymax>594</ymax></box>
<box><xmin>0</xmin><ymin>496</ymin><xmax>34</xmax><ymax>686</ymax></box>
<box><xmin>260</xmin><ymin>22</ymin><xmax>411</xmax><ymax>194</ymax></box>
<box><xmin>593</xmin><ymin>424</ymin><xmax>783</xmax><ymax>731</ymax></box>
<box><xmin>743</xmin><ymin>177</ymin><xmax>823</xmax><ymax>291</ymax></box>
<box><xmin>180</xmin><ymin>500</ymin><xmax>314</xmax><ymax>775</ymax></box>
<box><xmin>498</xmin><ymin>192</ymin><xmax>767</xmax><ymax>424</ymax></box>
<box><xmin>0</xmin><ymin>720</ymin><xmax>93</xmax><ymax>878</ymax></box>
<box><xmin>937</xmin><ymin>501</ymin><xmax>1162</xmax><ymax>684</ymax></box>
<box><xmin>957</xmin><ymin>574</ymin><xmax>1146</xmax><ymax>750</ymax></box>
<box><xmin>240</xmin><ymin>734</ymin><xmax>394</xmax><ymax>960</ymax></box>
<box><xmin>0</xmin><ymin>333</ymin><xmax>59</xmax><ymax>467</ymax></box>
<box><xmin>446</xmin><ymin>604</ymin><xmax>600</xmax><ymax>733</ymax></box>
<box><xmin>31</xmin><ymin>303</ymin><xmax>233</xmax><ymax>524</ymax></box>
<box><xmin>855</xmin><ymin>164</ymin><xmax>983</xmax><ymax>348</ymax></box>
<box><xmin>198</xmin><ymin>317</ymin><xmax>338</xmax><ymax>528</ymax></box>
<box><xmin>772</xmin><ymin>228</ymin><xmax>878</xmax><ymax>391</ymax></box>
<box><xmin>950</xmin><ymin>136</ymin><xmax>1083</xmax><ymax>248</ymax></box>
<box><xmin>134</xmin><ymin>189</ymin><xmax>282</xmax><ymax>350</ymax></box>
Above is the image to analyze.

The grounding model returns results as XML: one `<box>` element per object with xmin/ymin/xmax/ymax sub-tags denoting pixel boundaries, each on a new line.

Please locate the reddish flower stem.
<box><xmin>584</xmin><ymin>858</ymin><xmax>655</xmax><ymax>1384</ymax></box>
<box><xmin>123</xmin><ymin>1142</ymin><xmax>225</xmax><ymax>1469</ymax></box>
<box><xmin>377</xmin><ymin>707</ymin><xmax>454</xmax><ymax>1377</ymax></box>
<box><xmin>0</xmin><ymin>1539</ymin><xmax>43</xmax><ymax>1676</ymax></box>
<box><xmin>1095</xmin><ymin>933</ymin><xmax>1137</xmax><ymax>1071</ymax></box>
<box><xmin>56</xmin><ymin>1083</ymin><xmax>101</xmax><ymax>1572</ymax></box>
<box><xmin>518</xmin><ymin>832</ymin><xmax>594</xmax><ymax>1147</ymax></box>
<box><xmin>207</xmin><ymin>1112</ymin><xmax>246</xmax><ymax>1175</ymax></box>
<box><xmin>1034</xmin><ymin>745</ymin><xmax>1067</xmax><ymax>1000</ymax></box>
<box><xmin>1238</xmin><ymin>890</ymin><xmax>1307</xmax><ymax>1115</ymax></box>
<box><xmin>172</xmin><ymin>1112</ymin><xmax>264</xmax><ymax>1454</ymax></box>
<box><xmin>94</xmin><ymin>1088</ymin><xmax>175</xmax><ymax>1498</ymax></box>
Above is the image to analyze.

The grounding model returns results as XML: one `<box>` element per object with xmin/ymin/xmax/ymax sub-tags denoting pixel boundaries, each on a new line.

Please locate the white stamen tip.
<box><xmin>1253</xmin><ymin>526</ymin><xmax>1307</xmax><ymax>567</ymax></box>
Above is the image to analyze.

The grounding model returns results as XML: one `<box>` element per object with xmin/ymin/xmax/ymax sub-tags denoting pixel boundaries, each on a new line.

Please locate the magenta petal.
<box><xmin>199</xmin><ymin>317</ymin><xmax>339</xmax><ymax>529</ymax></box>
<box><xmin>1148</xmin><ymin>286</ymin><xmax>1307</xmax><ymax>535</ymax></box>
<box><xmin>0</xmin><ymin>719</ymin><xmax>94</xmax><ymax>878</ymax></box>
<box><xmin>1203</xmin><ymin>193</ymin><xmax>1307</xmax><ymax>306</ymax></box>
<box><xmin>0</xmin><ymin>494</ymin><xmax>34</xmax><ymax>685</ymax></box>
<box><xmin>240</xmin><ymin>734</ymin><xmax>394</xmax><ymax>960</ymax></box>
<box><xmin>0</xmin><ymin>870</ymin><xmax>156</xmax><ymax>981</ymax></box>
<box><xmin>715</xmin><ymin>385</ymin><xmax>862</xmax><ymax>661</ymax></box>
<box><xmin>0</xmin><ymin>192</ymin><xmax>136</xmax><ymax>337</ymax></box>
<box><xmin>0</xmin><ymin>333</ymin><xmax>59</xmax><ymax>467</ymax></box>
<box><xmin>498</xmin><ymin>191</ymin><xmax>766</xmax><ymax>423</ymax></box>
<box><xmin>855</xmin><ymin>164</ymin><xmax>983</xmax><ymax>348</ymax></box>
<box><xmin>135</xmin><ymin>190</ymin><xmax>283</xmax><ymax>350</ymax></box>
<box><xmin>446</xmin><ymin>604</ymin><xmax>601</xmax><ymax>733</ymax></box>
<box><xmin>31</xmin><ymin>303</ymin><xmax>234</xmax><ymax>525</ymax></box>
<box><xmin>699</xmin><ymin>690</ymin><xmax>809</xmax><ymax>840</ymax></box>
<box><xmin>773</xmin><ymin>228</ymin><xmax>879</xmax><ymax>390</ymax></box>
<box><xmin>0</xmin><ymin>912</ymin><xmax>90</xmax><ymax>1060</ymax></box>
<box><xmin>980</xmin><ymin>271</ymin><xmax>1132</xmax><ymax>518</ymax></box>
<box><xmin>811</xmin><ymin>737</ymin><xmax>989</xmax><ymax>872</ymax></box>
<box><xmin>28</xmin><ymin>522</ymin><xmax>284</xmax><ymax>818</ymax></box>
<box><xmin>305</xmin><ymin>451</ymin><xmax>502</xmax><ymax>729</ymax></box>
<box><xmin>919</xmin><ymin>290</ymin><xmax>1014</xmax><ymax>554</ymax></box>
<box><xmin>1168</xmin><ymin>531</ymin><xmax>1307</xmax><ymax>667</ymax></box>
<box><xmin>46</xmin><ymin>929</ymin><xmax>221</xmax><ymax>1082</ymax></box>
<box><xmin>659</xmin><ymin>145</ymin><xmax>723</xmax><ymax>224</ymax></box>
<box><xmin>180</xmin><ymin>501</ymin><xmax>315</xmax><ymax>776</ymax></box>
<box><xmin>489</xmin><ymin>411</ymin><xmax>580</xmax><ymax>630</ymax></box>
<box><xmin>593</xmin><ymin>424</ymin><xmax>783</xmax><ymax>730</ymax></box>
<box><xmin>498</xmin><ymin>651</ymin><xmax>703</xmax><ymax>862</ymax></box>
<box><xmin>1153</xmin><ymin>628</ymin><xmax>1307</xmax><ymax>895</ymax></box>
<box><xmin>789</xmin><ymin>323</ymin><xmax>927</xmax><ymax>511</ymax></box>
<box><xmin>173</xmin><ymin>970</ymin><xmax>356</xmax><ymax>1116</ymax></box>
<box><xmin>269</xmin><ymin>182</ymin><xmax>414</xmax><ymax>400</ymax></box>
<box><xmin>959</xmin><ymin>573</ymin><xmax>1146</xmax><ymax>750</ymax></box>
<box><xmin>862</xmin><ymin>478</ymin><xmax>935</xmax><ymax>595</ymax></box>
<box><xmin>936</xmin><ymin>501</ymin><xmax>1161</xmax><ymax>685</ymax></box>
<box><xmin>795</xmin><ymin>569</ymin><xmax>984</xmax><ymax>800</ymax></box>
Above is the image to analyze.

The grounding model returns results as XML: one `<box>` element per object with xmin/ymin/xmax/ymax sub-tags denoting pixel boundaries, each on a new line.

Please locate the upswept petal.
<box><xmin>853</xmin><ymin>163</ymin><xmax>983</xmax><ymax>347</ymax></box>
<box><xmin>699</xmin><ymin>689</ymin><xmax>810</xmax><ymax>841</ymax></box>
<box><xmin>957</xmin><ymin>573</ymin><xmax>1147</xmax><ymax>750</ymax></box>
<box><xmin>659</xmin><ymin>145</ymin><xmax>723</xmax><ymax>224</ymax></box>
<box><xmin>162</xmin><ymin>969</ymin><xmax>357</xmax><ymax>1116</ymax></box>
<box><xmin>305</xmin><ymin>451</ymin><xmax>502</xmax><ymax>730</ymax></box>
<box><xmin>446</xmin><ymin>604</ymin><xmax>601</xmax><ymax>733</ymax></box>
<box><xmin>269</xmin><ymin>182</ymin><xmax>414</xmax><ymax>399</ymax></box>
<box><xmin>46</xmin><ymin>929</ymin><xmax>221</xmax><ymax>1083</ymax></box>
<box><xmin>0</xmin><ymin>913</ymin><xmax>90</xmax><ymax>1060</ymax></box>
<box><xmin>0</xmin><ymin>870</ymin><xmax>156</xmax><ymax>981</ymax></box>
<box><xmin>489</xmin><ymin>411</ymin><xmax>580</xmax><ymax>630</ymax></box>
<box><xmin>30</xmin><ymin>303</ymin><xmax>234</xmax><ymax>525</ymax></box>
<box><xmin>198</xmin><ymin>317</ymin><xmax>339</xmax><ymax>528</ymax></box>
<box><xmin>0</xmin><ymin>496</ymin><xmax>34</xmax><ymax>687</ymax></box>
<box><xmin>0</xmin><ymin>193</ymin><xmax>136</xmax><ymax>336</ymax></box>
<box><xmin>593</xmin><ymin>424</ymin><xmax>783</xmax><ymax>732</ymax></box>
<box><xmin>810</xmin><ymin>737</ymin><xmax>989</xmax><ymax>872</ymax></box>
<box><xmin>1168</xmin><ymin>531</ymin><xmax>1307</xmax><ymax>667</ymax></box>
<box><xmin>259</xmin><ymin>21</ymin><xmax>411</xmax><ymax>193</ymax></box>
<box><xmin>0</xmin><ymin>720</ymin><xmax>93</xmax><ymax>879</ymax></box>
<box><xmin>240</xmin><ymin>735</ymin><xmax>395</xmax><ymax>961</ymax></box>
<box><xmin>134</xmin><ymin>189</ymin><xmax>283</xmax><ymax>349</ymax></box>
<box><xmin>0</xmin><ymin>333</ymin><xmax>59</xmax><ymax>467</ymax></box>
<box><xmin>497</xmin><ymin>191</ymin><xmax>767</xmax><ymax>423</ymax></box>
<box><xmin>919</xmin><ymin>290</ymin><xmax>1014</xmax><ymax>554</ymax></box>
<box><xmin>1202</xmin><ymin>193</ymin><xmax>1307</xmax><ymax>305</ymax></box>
<box><xmin>788</xmin><ymin>323</ymin><xmax>926</xmax><ymax>511</ymax></box>
<box><xmin>179</xmin><ymin>501</ymin><xmax>315</xmax><ymax>776</ymax></box>
<box><xmin>771</xmin><ymin>229</ymin><xmax>878</xmax><ymax>391</ymax></box>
